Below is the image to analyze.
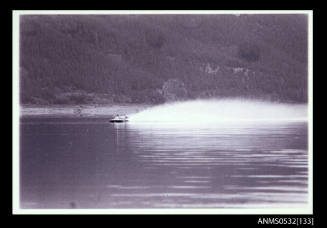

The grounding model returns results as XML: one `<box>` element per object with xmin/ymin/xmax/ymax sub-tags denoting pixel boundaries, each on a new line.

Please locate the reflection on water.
<box><xmin>20</xmin><ymin>118</ymin><xmax>308</xmax><ymax>209</ymax></box>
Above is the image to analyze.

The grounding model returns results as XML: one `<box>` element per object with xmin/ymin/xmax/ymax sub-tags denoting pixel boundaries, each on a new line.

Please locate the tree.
<box><xmin>162</xmin><ymin>79</ymin><xmax>188</xmax><ymax>102</ymax></box>
<box><xmin>237</xmin><ymin>42</ymin><xmax>261</xmax><ymax>62</ymax></box>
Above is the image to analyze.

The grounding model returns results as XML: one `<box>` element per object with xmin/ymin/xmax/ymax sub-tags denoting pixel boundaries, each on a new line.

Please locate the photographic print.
<box><xmin>12</xmin><ymin>10</ymin><xmax>313</xmax><ymax>214</ymax></box>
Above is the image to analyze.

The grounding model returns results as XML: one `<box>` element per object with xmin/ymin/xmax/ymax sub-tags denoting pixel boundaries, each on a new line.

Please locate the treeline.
<box><xmin>20</xmin><ymin>14</ymin><xmax>308</xmax><ymax>105</ymax></box>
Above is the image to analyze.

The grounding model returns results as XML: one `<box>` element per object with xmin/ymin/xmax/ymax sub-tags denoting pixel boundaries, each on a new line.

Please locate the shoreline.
<box><xmin>20</xmin><ymin>104</ymin><xmax>152</xmax><ymax>118</ymax></box>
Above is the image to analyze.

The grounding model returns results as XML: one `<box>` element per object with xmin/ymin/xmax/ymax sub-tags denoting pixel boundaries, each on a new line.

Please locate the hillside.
<box><xmin>19</xmin><ymin>14</ymin><xmax>308</xmax><ymax>105</ymax></box>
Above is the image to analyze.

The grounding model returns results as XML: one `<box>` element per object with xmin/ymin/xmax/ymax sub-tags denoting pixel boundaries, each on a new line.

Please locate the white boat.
<box><xmin>109</xmin><ymin>115</ymin><xmax>128</xmax><ymax>123</ymax></box>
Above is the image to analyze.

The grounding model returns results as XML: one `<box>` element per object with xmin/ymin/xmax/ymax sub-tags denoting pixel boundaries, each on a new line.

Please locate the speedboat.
<box><xmin>109</xmin><ymin>115</ymin><xmax>128</xmax><ymax>123</ymax></box>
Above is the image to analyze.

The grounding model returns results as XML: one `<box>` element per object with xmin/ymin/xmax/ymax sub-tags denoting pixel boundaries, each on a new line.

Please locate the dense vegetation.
<box><xmin>20</xmin><ymin>14</ymin><xmax>308</xmax><ymax>105</ymax></box>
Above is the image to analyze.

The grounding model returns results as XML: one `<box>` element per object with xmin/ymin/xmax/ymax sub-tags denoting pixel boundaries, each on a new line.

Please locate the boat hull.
<box><xmin>109</xmin><ymin>119</ymin><xmax>128</xmax><ymax>123</ymax></box>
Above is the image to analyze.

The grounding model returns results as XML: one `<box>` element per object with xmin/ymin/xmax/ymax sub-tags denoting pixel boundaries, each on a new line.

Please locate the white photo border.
<box><xmin>12</xmin><ymin>10</ymin><xmax>313</xmax><ymax>215</ymax></box>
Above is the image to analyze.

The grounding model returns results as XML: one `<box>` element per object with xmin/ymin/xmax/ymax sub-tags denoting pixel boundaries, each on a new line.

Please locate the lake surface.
<box><xmin>20</xmin><ymin>117</ymin><xmax>308</xmax><ymax>209</ymax></box>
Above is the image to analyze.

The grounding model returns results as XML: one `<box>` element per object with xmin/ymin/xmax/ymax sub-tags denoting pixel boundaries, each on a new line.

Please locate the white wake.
<box><xmin>128</xmin><ymin>99</ymin><xmax>307</xmax><ymax>124</ymax></box>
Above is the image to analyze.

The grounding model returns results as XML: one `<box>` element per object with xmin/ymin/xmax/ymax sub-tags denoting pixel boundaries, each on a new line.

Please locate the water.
<box><xmin>20</xmin><ymin>118</ymin><xmax>308</xmax><ymax>209</ymax></box>
<box><xmin>20</xmin><ymin>100</ymin><xmax>309</xmax><ymax>209</ymax></box>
